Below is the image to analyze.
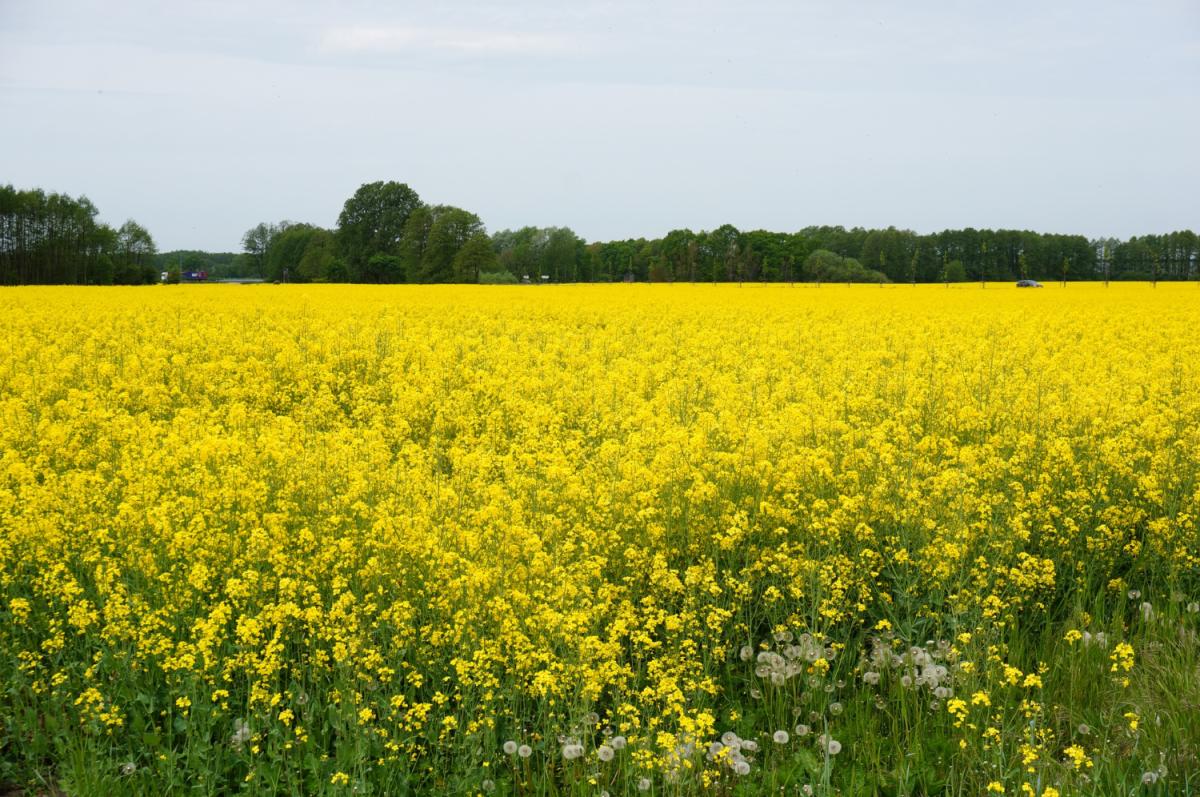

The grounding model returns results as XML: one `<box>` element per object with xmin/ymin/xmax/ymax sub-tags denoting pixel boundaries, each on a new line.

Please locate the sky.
<box><xmin>1</xmin><ymin>0</ymin><xmax>1197</xmax><ymax>252</ymax></box>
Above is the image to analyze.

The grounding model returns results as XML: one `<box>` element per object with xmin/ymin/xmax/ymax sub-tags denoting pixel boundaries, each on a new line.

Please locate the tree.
<box><xmin>0</xmin><ymin>184</ymin><xmax>154</xmax><ymax>285</ymax></box>
<box><xmin>803</xmin><ymin>249</ymin><xmax>887</xmax><ymax>283</ymax></box>
<box><xmin>424</xmin><ymin>208</ymin><xmax>470</xmax><ymax>282</ymax></box>
<box><xmin>264</xmin><ymin>224</ymin><xmax>339</xmax><ymax>282</ymax></box>
<box><xmin>397</xmin><ymin>205</ymin><xmax>489</xmax><ymax>283</ymax></box>
<box><xmin>703</xmin><ymin>224</ymin><xmax>741</xmax><ymax>282</ymax></box>
<box><xmin>297</xmin><ymin>229</ymin><xmax>340</xmax><ymax>282</ymax></box>
<box><xmin>241</xmin><ymin>222</ymin><xmax>275</xmax><ymax>277</ymax></box>
<box><xmin>452</xmin><ymin>232</ymin><xmax>497</xmax><ymax>282</ymax></box>
<box><xmin>543</xmin><ymin>228</ymin><xmax>584</xmax><ymax>282</ymax></box>
<box><xmin>336</xmin><ymin>181</ymin><xmax>422</xmax><ymax>281</ymax></box>
<box><xmin>366</xmin><ymin>254</ymin><xmax>405</xmax><ymax>282</ymax></box>
<box><xmin>421</xmin><ymin>207</ymin><xmax>485</xmax><ymax>282</ymax></box>
<box><xmin>399</xmin><ymin>206</ymin><xmax>436</xmax><ymax>282</ymax></box>
<box><xmin>804</xmin><ymin>249</ymin><xmax>842</xmax><ymax>283</ymax></box>
<box><xmin>114</xmin><ymin>220</ymin><xmax>157</xmax><ymax>284</ymax></box>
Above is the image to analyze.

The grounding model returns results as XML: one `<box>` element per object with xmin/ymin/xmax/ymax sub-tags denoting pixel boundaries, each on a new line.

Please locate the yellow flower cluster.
<box><xmin>0</xmin><ymin>283</ymin><xmax>1197</xmax><ymax>793</ymax></box>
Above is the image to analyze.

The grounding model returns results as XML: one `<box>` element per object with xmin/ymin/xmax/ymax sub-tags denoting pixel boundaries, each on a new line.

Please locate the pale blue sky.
<box><xmin>1</xmin><ymin>0</ymin><xmax>1197</xmax><ymax>251</ymax></box>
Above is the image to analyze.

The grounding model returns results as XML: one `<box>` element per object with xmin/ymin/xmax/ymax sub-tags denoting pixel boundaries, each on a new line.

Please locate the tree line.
<box><xmin>241</xmin><ymin>181</ymin><xmax>1196</xmax><ymax>285</ymax></box>
<box><xmin>3</xmin><ymin>180</ymin><xmax>1196</xmax><ymax>285</ymax></box>
<box><xmin>0</xmin><ymin>185</ymin><xmax>157</xmax><ymax>285</ymax></box>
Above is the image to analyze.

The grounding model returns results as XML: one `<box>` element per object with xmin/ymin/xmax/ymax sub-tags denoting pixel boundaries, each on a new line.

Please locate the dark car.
<box><xmin>1016</xmin><ymin>279</ymin><xmax>1043</xmax><ymax>288</ymax></box>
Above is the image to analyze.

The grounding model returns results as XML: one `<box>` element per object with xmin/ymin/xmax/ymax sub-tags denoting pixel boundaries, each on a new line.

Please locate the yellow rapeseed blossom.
<box><xmin>0</xmin><ymin>283</ymin><xmax>1197</xmax><ymax>793</ymax></box>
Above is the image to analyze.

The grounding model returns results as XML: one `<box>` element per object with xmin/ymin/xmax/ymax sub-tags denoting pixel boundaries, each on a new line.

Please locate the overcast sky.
<box><xmin>1</xmin><ymin>1</ymin><xmax>1197</xmax><ymax>251</ymax></box>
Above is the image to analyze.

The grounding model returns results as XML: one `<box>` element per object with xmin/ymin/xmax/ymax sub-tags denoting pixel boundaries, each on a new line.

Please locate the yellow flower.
<box><xmin>1063</xmin><ymin>744</ymin><xmax>1090</xmax><ymax>769</ymax></box>
<box><xmin>1110</xmin><ymin>642</ymin><xmax>1135</xmax><ymax>673</ymax></box>
<box><xmin>3</xmin><ymin>283</ymin><xmax>1197</xmax><ymax>790</ymax></box>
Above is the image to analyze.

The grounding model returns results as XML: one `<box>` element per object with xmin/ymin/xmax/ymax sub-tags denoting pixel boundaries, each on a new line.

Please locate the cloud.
<box><xmin>320</xmin><ymin>25</ymin><xmax>575</xmax><ymax>57</ymax></box>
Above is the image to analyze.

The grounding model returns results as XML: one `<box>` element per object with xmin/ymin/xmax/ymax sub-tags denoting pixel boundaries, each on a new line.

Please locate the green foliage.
<box><xmin>397</xmin><ymin>205</ymin><xmax>490</xmax><ymax>283</ymax></box>
<box><xmin>263</xmin><ymin>225</ymin><xmax>341</xmax><ymax>282</ymax></box>
<box><xmin>492</xmin><ymin>226</ymin><xmax>586</xmax><ymax>282</ymax></box>
<box><xmin>478</xmin><ymin>269</ymin><xmax>518</xmax><ymax>284</ymax></box>
<box><xmin>264</xmin><ymin>224</ymin><xmax>317</xmax><ymax>282</ymax></box>
<box><xmin>7</xmin><ymin>179</ymin><xmax>1200</xmax><ymax>286</ymax></box>
<box><xmin>803</xmin><ymin>249</ymin><xmax>888</xmax><ymax>283</ymax></box>
<box><xmin>335</xmin><ymin>181</ymin><xmax>422</xmax><ymax>282</ymax></box>
<box><xmin>0</xmin><ymin>184</ymin><xmax>156</xmax><ymax>284</ymax></box>
<box><xmin>452</xmin><ymin>232</ymin><xmax>498</xmax><ymax>282</ymax></box>
<box><xmin>422</xmin><ymin>207</ymin><xmax>487</xmax><ymax>283</ymax></box>
<box><xmin>363</xmin><ymin>253</ymin><xmax>405</xmax><ymax>283</ymax></box>
<box><xmin>240</xmin><ymin>221</ymin><xmax>276</xmax><ymax>277</ymax></box>
<box><xmin>297</xmin><ymin>230</ymin><xmax>341</xmax><ymax>282</ymax></box>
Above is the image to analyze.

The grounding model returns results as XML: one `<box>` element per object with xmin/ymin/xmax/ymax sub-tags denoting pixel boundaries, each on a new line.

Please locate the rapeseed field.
<box><xmin>1</xmin><ymin>284</ymin><xmax>1198</xmax><ymax>796</ymax></box>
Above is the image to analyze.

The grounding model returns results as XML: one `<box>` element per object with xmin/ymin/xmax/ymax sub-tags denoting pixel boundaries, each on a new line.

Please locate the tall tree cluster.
<box><xmin>239</xmin><ymin>203</ymin><xmax>1200</xmax><ymax>285</ymax></box>
<box><xmin>575</xmin><ymin>225</ymin><xmax>1197</xmax><ymax>285</ymax></box>
<box><xmin>241</xmin><ymin>181</ymin><xmax>499</xmax><ymax>283</ymax></box>
<box><xmin>6</xmin><ymin>180</ymin><xmax>1196</xmax><ymax>285</ymax></box>
<box><xmin>0</xmin><ymin>185</ymin><xmax>158</xmax><ymax>285</ymax></box>
<box><xmin>492</xmin><ymin>227</ymin><xmax>587</xmax><ymax>282</ymax></box>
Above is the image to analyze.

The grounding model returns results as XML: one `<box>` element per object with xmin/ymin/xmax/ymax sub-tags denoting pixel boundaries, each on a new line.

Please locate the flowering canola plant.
<box><xmin>1</xmin><ymin>283</ymin><xmax>1198</xmax><ymax>795</ymax></box>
